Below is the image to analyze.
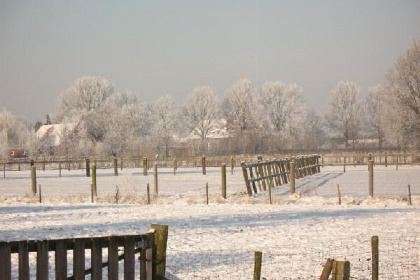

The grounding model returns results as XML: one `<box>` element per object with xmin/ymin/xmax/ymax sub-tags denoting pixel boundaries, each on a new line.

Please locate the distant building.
<box><xmin>35</xmin><ymin>123</ymin><xmax>78</xmax><ymax>155</ymax></box>
<box><xmin>7</xmin><ymin>148</ymin><xmax>27</xmax><ymax>159</ymax></box>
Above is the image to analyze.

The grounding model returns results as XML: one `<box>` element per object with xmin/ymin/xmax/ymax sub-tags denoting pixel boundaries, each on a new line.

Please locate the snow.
<box><xmin>0</xmin><ymin>165</ymin><xmax>419</xmax><ymax>279</ymax></box>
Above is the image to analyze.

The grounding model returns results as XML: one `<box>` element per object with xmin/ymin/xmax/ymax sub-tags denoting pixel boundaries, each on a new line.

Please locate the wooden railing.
<box><xmin>241</xmin><ymin>155</ymin><xmax>321</xmax><ymax>196</ymax></box>
<box><xmin>0</xmin><ymin>224</ymin><xmax>169</xmax><ymax>280</ymax></box>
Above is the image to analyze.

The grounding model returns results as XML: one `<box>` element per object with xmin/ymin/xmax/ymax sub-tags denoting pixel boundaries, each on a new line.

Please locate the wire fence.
<box><xmin>165</xmin><ymin>233</ymin><xmax>420</xmax><ymax>280</ymax></box>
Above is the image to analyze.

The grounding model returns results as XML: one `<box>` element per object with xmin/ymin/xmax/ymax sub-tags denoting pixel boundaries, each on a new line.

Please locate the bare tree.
<box><xmin>0</xmin><ymin>109</ymin><xmax>32</xmax><ymax>158</ymax></box>
<box><xmin>379</xmin><ymin>39</ymin><xmax>420</xmax><ymax>149</ymax></box>
<box><xmin>183</xmin><ymin>86</ymin><xmax>219</xmax><ymax>154</ymax></box>
<box><xmin>326</xmin><ymin>81</ymin><xmax>363</xmax><ymax>148</ymax></box>
<box><xmin>303</xmin><ymin>109</ymin><xmax>325</xmax><ymax>150</ymax></box>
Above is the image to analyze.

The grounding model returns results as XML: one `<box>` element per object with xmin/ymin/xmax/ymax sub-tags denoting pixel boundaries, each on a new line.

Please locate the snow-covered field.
<box><xmin>1</xmin><ymin>165</ymin><xmax>419</xmax><ymax>279</ymax></box>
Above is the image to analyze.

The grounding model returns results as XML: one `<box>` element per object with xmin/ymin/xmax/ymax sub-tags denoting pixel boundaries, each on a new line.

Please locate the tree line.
<box><xmin>1</xmin><ymin>39</ymin><xmax>419</xmax><ymax>159</ymax></box>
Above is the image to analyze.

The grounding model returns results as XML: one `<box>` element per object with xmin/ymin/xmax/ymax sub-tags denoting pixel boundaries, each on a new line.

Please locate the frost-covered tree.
<box><xmin>0</xmin><ymin>109</ymin><xmax>32</xmax><ymax>158</ymax></box>
<box><xmin>303</xmin><ymin>109</ymin><xmax>325</xmax><ymax>150</ymax></box>
<box><xmin>261</xmin><ymin>81</ymin><xmax>305</xmax><ymax>148</ymax></box>
<box><xmin>151</xmin><ymin>95</ymin><xmax>178</xmax><ymax>157</ymax></box>
<box><xmin>223</xmin><ymin>79</ymin><xmax>260</xmax><ymax>153</ymax></box>
<box><xmin>366</xmin><ymin>86</ymin><xmax>385</xmax><ymax>148</ymax></box>
<box><xmin>183</xmin><ymin>86</ymin><xmax>219</xmax><ymax>154</ymax></box>
<box><xmin>326</xmin><ymin>81</ymin><xmax>363</xmax><ymax>148</ymax></box>
<box><xmin>56</xmin><ymin>76</ymin><xmax>114</xmax><ymax>142</ymax></box>
<box><xmin>379</xmin><ymin>39</ymin><xmax>420</xmax><ymax>149</ymax></box>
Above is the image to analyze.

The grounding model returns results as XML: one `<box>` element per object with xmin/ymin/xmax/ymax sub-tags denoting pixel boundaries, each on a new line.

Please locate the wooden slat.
<box><xmin>73</xmin><ymin>239</ymin><xmax>85</xmax><ymax>280</ymax></box>
<box><xmin>18</xmin><ymin>241</ymin><xmax>29</xmax><ymax>280</ymax></box>
<box><xmin>108</xmin><ymin>237</ymin><xmax>119</xmax><ymax>280</ymax></box>
<box><xmin>124</xmin><ymin>236</ymin><xmax>135</xmax><ymax>280</ymax></box>
<box><xmin>36</xmin><ymin>240</ymin><xmax>48</xmax><ymax>280</ymax></box>
<box><xmin>55</xmin><ymin>240</ymin><xmax>67</xmax><ymax>280</ymax></box>
<box><xmin>91</xmin><ymin>239</ymin><xmax>102</xmax><ymax>280</ymax></box>
<box><xmin>0</xmin><ymin>242</ymin><xmax>12</xmax><ymax>280</ymax></box>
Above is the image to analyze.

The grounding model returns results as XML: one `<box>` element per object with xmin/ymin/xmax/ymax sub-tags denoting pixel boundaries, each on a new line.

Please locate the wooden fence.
<box><xmin>241</xmin><ymin>155</ymin><xmax>321</xmax><ymax>196</ymax></box>
<box><xmin>0</xmin><ymin>224</ymin><xmax>169</xmax><ymax>280</ymax></box>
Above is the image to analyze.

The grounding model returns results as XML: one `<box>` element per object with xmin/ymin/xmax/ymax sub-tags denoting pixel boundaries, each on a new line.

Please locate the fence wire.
<box><xmin>166</xmin><ymin>233</ymin><xmax>420</xmax><ymax>280</ymax></box>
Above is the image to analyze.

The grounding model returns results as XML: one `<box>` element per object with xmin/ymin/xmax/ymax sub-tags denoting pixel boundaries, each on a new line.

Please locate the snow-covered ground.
<box><xmin>0</xmin><ymin>165</ymin><xmax>419</xmax><ymax>279</ymax></box>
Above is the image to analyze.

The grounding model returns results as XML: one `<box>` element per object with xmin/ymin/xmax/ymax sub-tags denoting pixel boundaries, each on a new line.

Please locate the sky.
<box><xmin>1</xmin><ymin>0</ymin><xmax>420</xmax><ymax>123</ymax></box>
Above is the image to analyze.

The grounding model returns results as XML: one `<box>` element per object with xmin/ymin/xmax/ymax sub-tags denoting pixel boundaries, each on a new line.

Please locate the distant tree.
<box><xmin>366</xmin><ymin>86</ymin><xmax>384</xmax><ymax>148</ymax></box>
<box><xmin>45</xmin><ymin>114</ymin><xmax>52</xmax><ymax>125</ymax></box>
<box><xmin>34</xmin><ymin>121</ymin><xmax>43</xmax><ymax>132</ymax></box>
<box><xmin>151</xmin><ymin>95</ymin><xmax>178</xmax><ymax>157</ymax></box>
<box><xmin>303</xmin><ymin>109</ymin><xmax>325</xmax><ymax>150</ymax></box>
<box><xmin>326</xmin><ymin>81</ymin><xmax>363</xmax><ymax>148</ymax></box>
<box><xmin>56</xmin><ymin>76</ymin><xmax>114</xmax><ymax>142</ymax></box>
<box><xmin>223</xmin><ymin>79</ymin><xmax>260</xmax><ymax>153</ymax></box>
<box><xmin>378</xmin><ymin>39</ymin><xmax>420</xmax><ymax>149</ymax></box>
<box><xmin>0</xmin><ymin>109</ymin><xmax>32</xmax><ymax>158</ymax></box>
<box><xmin>183</xmin><ymin>86</ymin><xmax>219</xmax><ymax>154</ymax></box>
<box><xmin>261</xmin><ymin>81</ymin><xmax>305</xmax><ymax>149</ymax></box>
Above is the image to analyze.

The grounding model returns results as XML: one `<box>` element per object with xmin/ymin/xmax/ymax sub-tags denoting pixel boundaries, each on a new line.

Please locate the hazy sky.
<box><xmin>1</xmin><ymin>0</ymin><xmax>420</xmax><ymax>122</ymax></box>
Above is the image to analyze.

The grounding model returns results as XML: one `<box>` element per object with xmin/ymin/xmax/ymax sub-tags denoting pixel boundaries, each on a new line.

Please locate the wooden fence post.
<box><xmin>59</xmin><ymin>161</ymin><xmax>62</xmax><ymax>177</ymax></box>
<box><xmin>38</xmin><ymin>185</ymin><xmax>42</xmax><ymax>203</ymax></box>
<box><xmin>173</xmin><ymin>159</ymin><xmax>177</xmax><ymax>175</ymax></box>
<box><xmin>115</xmin><ymin>186</ymin><xmax>119</xmax><ymax>204</ymax></box>
<box><xmin>147</xmin><ymin>183</ymin><xmax>150</xmax><ymax>205</ymax></box>
<box><xmin>3</xmin><ymin>163</ymin><xmax>5</xmax><ymax>178</ymax></box>
<box><xmin>121</xmin><ymin>158</ymin><xmax>123</xmax><ymax>171</ymax></box>
<box><xmin>289</xmin><ymin>161</ymin><xmax>296</xmax><ymax>194</ymax></box>
<box><xmin>343</xmin><ymin>156</ymin><xmax>346</xmax><ymax>173</ymax></box>
<box><xmin>396</xmin><ymin>155</ymin><xmax>399</xmax><ymax>170</ymax></box>
<box><xmin>92</xmin><ymin>164</ymin><xmax>97</xmax><ymax>196</ymax></box>
<box><xmin>384</xmin><ymin>152</ymin><xmax>388</xmax><ymax>167</ymax></box>
<box><xmin>202</xmin><ymin>156</ymin><xmax>206</xmax><ymax>175</ymax></box>
<box><xmin>268</xmin><ymin>181</ymin><xmax>272</xmax><ymax>204</ymax></box>
<box><xmin>337</xmin><ymin>184</ymin><xmax>342</xmax><ymax>205</ymax></box>
<box><xmin>206</xmin><ymin>182</ymin><xmax>209</xmax><ymax>205</ymax></box>
<box><xmin>253</xmin><ymin>251</ymin><xmax>262</xmax><ymax>280</ymax></box>
<box><xmin>241</xmin><ymin>162</ymin><xmax>253</xmax><ymax>196</ymax></box>
<box><xmin>408</xmin><ymin>184</ymin><xmax>412</xmax><ymax>206</ymax></box>
<box><xmin>113</xmin><ymin>157</ymin><xmax>118</xmax><ymax>176</ymax></box>
<box><xmin>320</xmin><ymin>258</ymin><xmax>334</xmax><ymax>280</ymax></box>
<box><xmin>91</xmin><ymin>184</ymin><xmax>94</xmax><ymax>203</ymax></box>
<box><xmin>372</xmin><ymin>236</ymin><xmax>379</xmax><ymax>280</ymax></box>
<box><xmin>154</xmin><ymin>164</ymin><xmax>158</xmax><ymax>196</ymax></box>
<box><xmin>151</xmin><ymin>224</ymin><xmax>169</xmax><ymax>280</ymax></box>
<box><xmin>368</xmin><ymin>160</ymin><xmax>374</xmax><ymax>197</ymax></box>
<box><xmin>143</xmin><ymin>157</ymin><xmax>148</xmax><ymax>176</ymax></box>
<box><xmin>31</xmin><ymin>166</ymin><xmax>37</xmax><ymax>195</ymax></box>
<box><xmin>85</xmin><ymin>158</ymin><xmax>90</xmax><ymax>177</ymax></box>
<box><xmin>332</xmin><ymin>260</ymin><xmax>350</xmax><ymax>280</ymax></box>
<box><xmin>221</xmin><ymin>163</ymin><xmax>226</xmax><ymax>199</ymax></box>
<box><xmin>231</xmin><ymin>157</ymin><xmax>234</xmax><ymax>175</ymax></box>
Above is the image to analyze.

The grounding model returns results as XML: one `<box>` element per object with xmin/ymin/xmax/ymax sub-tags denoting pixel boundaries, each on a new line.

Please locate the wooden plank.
<box><xmin>91</xmin><ymin>239</ymin><xmax>102</xmax><ymax>280</ymax></box>
<box><xmin>36</xmin><ymin>240</ymin><xmax>48</xmax><ymax>280</ymax></box>
<box><xmin>73</xmin><ymin>239</ymin><xmax>85</xmax><ymax>280</ymax></box>
<box><xmin>108</xmin><ymin>237</ymin><xmax>119</xmax><ymax>280</ymax></box>
<box><xmin>124</xmin><ymin>236</ymin><xmax>135</xmax><ymax>280</ymax></box>
<box><xmin>248</xmin><ymin>166</ymin><xmax>258</xmax><ymax>193</ymax></box>
<box><xmin>55</xmin><ymin>240</ymin><xmax>67</xmax><ymax>280</ymax></box>
<box><xmin>319</xmin><ymin>258</ymin><xmax>334</xmax><ymax>280</ymax></box>
<box><xmin>18</xmin><ymin>241</ymin><xmax>29</xmax><ymax>280</ymax></box>
<box><xmin>0</xmin><ymin>242</ymin><xmax>12</xmax><ymax>280</ymax></box>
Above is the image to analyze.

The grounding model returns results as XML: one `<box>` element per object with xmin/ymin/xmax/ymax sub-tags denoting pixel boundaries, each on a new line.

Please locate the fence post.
<box><xmin>147</xmin><ymin>183</ymin><xmax>150</xmax><ymax>205</ymax></box>
<box><xmin>92</xmin><ymin>164</ymin><xmax>97</xmax><ymax>196</ymax></box>
<box><xmin>408</xmin><ymin>184</ymin><xmax>412</xmax><ymax>206</ymax></box>
<box><xmin>202</xmin><ymin>156</ymin><xmax>206</xmax><ymax>175</ymax></box>
<box><xmin>268</xmin><ymin>181</ymin><xmax>272</xmax><ymax>204</ymax></box>
<box><xmin>343</xmin><ymin>156</ymin><xmax>346</xmax><ymax>173</ymax></box>
<box><xmin>173</xmin><ymin>159</ymin><xmax>177</xmax><ymax>175</ymax></box>
<box><xmin>320</xmin><ymin>258</ymin><xmax>334</xmax><ymax>280</ymax></box>
<box><xmin>206</xmin><ymin>182</ymin><xmax>209</xmax><ymax>205</ymax></box>
<box><xmin>371</xmin><ymin>236</ymin><xmax>379</xmax><ymax>280</ymax></box>
<box><xmin>121</xmin><ymin>158</ymin><xmax>123</xmax><ymax>171</ymax></box>
<box><xmin>396</xmin><ymin>155</ymin><xmax>399</xmax><ymax>170</ymax></box>
<box><xmin>241</xmin><ymin>162</ymin><xmax>253</xmax><ymax>196</ymax></box>
<box><xmin>59</xmin><ymin>161</ymin><xmax>62</xmax><ymax>177</ymax></box>
<box><xmin>31</xmin><ymin>166</ymin><xmax>37</xmax><ymax>195</ymax></box>
<box><xmin>337</xmin><ymin>184</ymin><xmax>341</xmax><ymax>205</ymax></box>
<box><xmin>85</xmin><ymin>158</ymin><xmax>90</xmax><ymax>177</ymax></box>
<box><xmin>3</xmin><ymin>163</ymin><xmax>5</xmax><ymax>178</ymax></box>
<box><xmin>221</xmin><ymin>163</ymin><xmax>226</xmax><ymax>199</ymax></box>
<box><xmin>115</xmin><ymin>186</ymin><xmax>119</xmax><ymax>204</ymax></box>
<box><xmin>143</xmin><ymin>157</ymin><xmax>148</xmax><ymax>176</ymax></box>
<box><xmin>154</xmin><ymin>164</ymin><xmax>158</xmax><ymax>196</ymax></box>
<box><xmin>332</xmin><ymin>260</ymin><xmax>350</xmax><ymax>280</ymax></box>
<box><xmin>368</xmin><ymin>160</ymin><xmax>374</xmax><ymax>197</ymax></box>
<box><xmin>151</xmin><ymin>224</ymin><xmax>169</xmax><ymax>280</ymax></box>
<box><xmin>113</xmin><ymin>157</ymin><xmax>118</xmax><ymax>176</ymax></box>
<box><xmin>289</xmin><ymin>161</ymin><xmax>296</xmax><ymax>194</ymax></box>
<box><xmin>38</xmin><ymin>185</ymin><xmax>42</xmax><ymax>203</ymax></box>
<box><xmin>253</xmin><ymin>251</ymin><xmax>262</xmax><ymax>280</ymax></box>
<box><xmin>91</xmin><ymin>184</ymin><xmax>94</xmax><ymax>203</ymax></box>
<box><xmin>384</xmin><ymin>152</ymin><xmax>388</xmax><ymax>167</ymax></box>
<box><xmin>231</xmin><ymin>157</ymin><xmax>234</xmax><ymax>175</ymax></box>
